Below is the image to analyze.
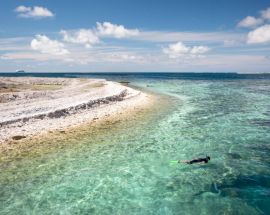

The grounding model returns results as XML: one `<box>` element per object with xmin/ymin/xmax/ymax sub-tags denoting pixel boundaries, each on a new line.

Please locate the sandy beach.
<box><xmin>0</xmin><ymin>77</ymin><xmax>153</xmax><ymax>147</ymax></box>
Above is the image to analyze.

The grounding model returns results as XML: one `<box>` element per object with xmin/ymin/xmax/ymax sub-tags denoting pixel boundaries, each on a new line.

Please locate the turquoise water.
<box><xmin>1</xmin><ymin>74</ymin><xmax>270</xmax><ymax>214</ymax></box>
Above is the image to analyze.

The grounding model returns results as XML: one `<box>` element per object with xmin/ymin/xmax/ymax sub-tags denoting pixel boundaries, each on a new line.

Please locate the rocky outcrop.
<box><xmin>0</xmin><ymin>89</ymin><xmax>127</xmax><ymax>127</ymax></box>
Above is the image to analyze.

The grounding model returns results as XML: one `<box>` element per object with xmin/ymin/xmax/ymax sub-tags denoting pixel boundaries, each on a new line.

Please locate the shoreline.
<box><xmin>0</xmin><ymin>77</ymin><xmax>156</xmax><ymax>149</ymax></box>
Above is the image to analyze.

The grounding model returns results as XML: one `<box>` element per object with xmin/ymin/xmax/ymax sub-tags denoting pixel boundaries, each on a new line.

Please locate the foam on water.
<box><xmin>0</xmin><ymin>74</ymin><xmax>270</xmax><ymax>214</ymax></box>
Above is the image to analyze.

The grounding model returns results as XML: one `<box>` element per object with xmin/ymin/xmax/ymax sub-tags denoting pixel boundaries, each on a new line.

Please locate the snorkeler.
<box><xmin>179</xmin><ymin>156</ymin><xmax>210</xmax><ymax>164</ymax></box>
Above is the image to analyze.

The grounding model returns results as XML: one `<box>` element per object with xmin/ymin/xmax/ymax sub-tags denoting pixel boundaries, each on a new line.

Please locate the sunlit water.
<box><xmin>0</xmin><ymin>73</ymin><xmax>270</xmax><ymax>214</ymax></box>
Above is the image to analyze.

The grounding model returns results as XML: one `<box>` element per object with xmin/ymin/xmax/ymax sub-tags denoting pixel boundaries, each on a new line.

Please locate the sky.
<box><xmin>0</xmin><ymin>0</ymin><xmax>270</xmax><ymax>73</ymax></box>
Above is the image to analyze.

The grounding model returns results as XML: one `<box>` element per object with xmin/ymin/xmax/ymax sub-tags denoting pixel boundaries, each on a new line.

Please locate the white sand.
<box><xmin>0</xmin><ymin>77</ymin><xmax>152</xmax><ymax>144</ymax></box>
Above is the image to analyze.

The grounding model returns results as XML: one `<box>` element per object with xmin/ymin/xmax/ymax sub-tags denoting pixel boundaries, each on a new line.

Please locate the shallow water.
<box><xmin>1</xmin><ymin>73</ymin><xmax>270</xmax><ymax>214</ymax></box>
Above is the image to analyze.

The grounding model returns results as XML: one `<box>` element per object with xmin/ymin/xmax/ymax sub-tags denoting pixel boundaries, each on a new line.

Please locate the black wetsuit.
<box><xmin>187</xmin><ymin>157</ymin><xmax>209</xmax><ymax>164</ymax></box>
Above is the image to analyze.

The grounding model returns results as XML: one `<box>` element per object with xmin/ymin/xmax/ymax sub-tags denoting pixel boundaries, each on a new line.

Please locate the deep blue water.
<box><xmin>1</xmin><ymin>72</ymin><xmax>270</xmax><ymax>80</ymax></box>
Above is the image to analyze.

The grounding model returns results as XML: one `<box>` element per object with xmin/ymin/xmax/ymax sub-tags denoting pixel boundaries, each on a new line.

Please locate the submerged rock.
<box><xmin>226</xmin><ymin>152</ymin><xmax>242</xmax><ymax>159</ymax></box>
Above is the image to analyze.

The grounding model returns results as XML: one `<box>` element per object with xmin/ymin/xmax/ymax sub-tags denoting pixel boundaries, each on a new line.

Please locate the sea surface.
<box><xmin>0</xmin><ymin>73</ymin><xmax>270</xmax><ymax>214</ymax></box>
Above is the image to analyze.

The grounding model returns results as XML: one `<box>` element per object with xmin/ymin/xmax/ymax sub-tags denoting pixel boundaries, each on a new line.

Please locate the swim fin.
<box><xmin>170</xmin><ymin>160</ymin><xmax>179</xmax><ymax>165</ymax></box>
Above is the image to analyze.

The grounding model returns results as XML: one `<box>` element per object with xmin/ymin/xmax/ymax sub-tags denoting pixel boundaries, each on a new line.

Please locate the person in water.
<box><xmin>179</xmin><ymin>156</ymin><xmax>210</xmax><ymax>164</ymax></box>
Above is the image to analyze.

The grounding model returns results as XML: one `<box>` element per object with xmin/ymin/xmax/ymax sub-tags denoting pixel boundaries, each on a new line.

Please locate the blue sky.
<box><xmin>0</xmin><ymin>0</ymin><xmax>270</xmax><ymax>73</ymax></box>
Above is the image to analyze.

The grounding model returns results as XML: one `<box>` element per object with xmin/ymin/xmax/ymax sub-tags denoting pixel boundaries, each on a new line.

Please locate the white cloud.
<box><xmin>15</xmin><ymin>5</ymin><xmax>54</xmax><ymax>18</ymax></box>
<box><xmin>190</xmin><ymin>46</ymin><xmax>210</xmax><ymax>54</ymax></box>
<box><xmin>163</xmin><ymin>42</ymin><xmax>210</xmax><ymax>59</ymax></box>
<box><xmin>237</xmin><ymin>16</ymin><xmax>263</xmax><ymax>28</ymax></box>
<box><xmin>96</xmin><ymin>22</ymin><xmax>139</xmax><ymax>38</ymax></box>
<box><xmin>15</xmin><ymin>6</ymin><xmax>31</xmax><ymax>13</ymax></box>
<box><xmin>247</xmin><ymin>24</ymin><xmax>270</xmax><ymax>44</ymax></box>
<box><xmin>261</xmin><ymin>7</ymin><xmax>270</xmax><ymax>20</ymax></box>
<box><xmin>60</xmin><ymin>29</ymin><xmax>99</xmax><ymax>48</ymax></box>
<box><xmin>31</xmin><ymin>35</ymin><xmax>69</xmax><ymax>55</ymax></box>
<box><xmin>164</xmin><ymin>42</ymin><xmax>190</xmax><ymax>56</ymax></box>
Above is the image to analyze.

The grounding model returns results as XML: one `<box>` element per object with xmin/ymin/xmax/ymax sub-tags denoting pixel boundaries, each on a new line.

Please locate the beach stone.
<box><xmin>12</xmin><ymin>135</ymin><xmax>26</xmax><ymax>140</ymax></box>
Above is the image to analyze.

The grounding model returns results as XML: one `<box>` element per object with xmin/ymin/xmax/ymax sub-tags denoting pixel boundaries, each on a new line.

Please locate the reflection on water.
<box><xmin>0</xmin><ymin>74</ymin><xmax>270</xmax><ymax>214</ymax></box>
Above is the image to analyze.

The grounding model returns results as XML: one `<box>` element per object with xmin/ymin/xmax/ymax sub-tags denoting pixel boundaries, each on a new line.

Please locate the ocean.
<box><xmin>0</xmin><ymin>73</ymin><xmax>270</xmax><ymax>214</ymax></box>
